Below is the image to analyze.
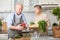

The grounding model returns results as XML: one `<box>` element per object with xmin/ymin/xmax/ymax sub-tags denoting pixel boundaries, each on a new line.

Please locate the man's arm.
<box><xmin>10</xmin><ymin>26</ymin><xmax>17</xmax><ymax>30</ymax></box>
<box><xmin>10</xmin><ymin>25</ymin><xmax>23</xmax><ymax>30</ymax></box>
<box><xmin>6</xmin><ymin>13</ymin><xmax>22</xmax><ymax>30</ymax></box>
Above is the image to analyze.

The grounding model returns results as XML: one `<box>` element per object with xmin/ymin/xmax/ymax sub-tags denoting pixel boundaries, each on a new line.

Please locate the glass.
<box><xmin>31</xmin><ymin>28</ymin><xmax>48</xmax><ymax>40</ymax></box>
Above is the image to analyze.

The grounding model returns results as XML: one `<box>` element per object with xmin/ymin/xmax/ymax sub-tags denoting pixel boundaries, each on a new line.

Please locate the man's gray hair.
<box><xmin>15</xmin><ymin>3</ymin><xmax>23</xmax><ymax>10</ymax></box>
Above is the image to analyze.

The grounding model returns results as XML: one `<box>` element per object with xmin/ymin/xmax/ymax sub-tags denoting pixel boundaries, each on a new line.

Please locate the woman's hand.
<box><xmin>29</xmin><ymin>24</ymin><xmax>38</xmax><ymax>29</ymax></box>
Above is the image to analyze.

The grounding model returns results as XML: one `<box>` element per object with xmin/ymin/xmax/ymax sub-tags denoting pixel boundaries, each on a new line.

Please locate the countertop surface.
<box><xmin>0</xmin><ymin>34</ymin><xmax>60</xmax><ymax>40</ymax></box>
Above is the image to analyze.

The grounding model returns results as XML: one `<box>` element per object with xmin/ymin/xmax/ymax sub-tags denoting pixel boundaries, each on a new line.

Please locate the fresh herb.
<box><xmin>38</xmin><ymin>20</ymin><xmax>47</xmax><ymax>33</ymax></box>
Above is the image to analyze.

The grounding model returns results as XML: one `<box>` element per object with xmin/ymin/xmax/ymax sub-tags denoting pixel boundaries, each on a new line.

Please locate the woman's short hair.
<box><xmin>34</xmin><ymin>5</ymin><xmax>42</xmax><ymax>9</ymax></box>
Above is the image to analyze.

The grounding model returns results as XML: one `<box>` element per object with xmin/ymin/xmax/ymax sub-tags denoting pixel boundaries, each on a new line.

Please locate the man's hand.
<box><xmin>16</xmin><ymin>25</ymin><xmax>23</xmax><ymax>30</ymax></box>
<box><xmin>17</xmin><ymin>24</ymin><xmax>26</xmax><ymax>30</ymax></box>
<box><xmin>10</xmin><ymin>24</ymin><xmax>26</xmax><ymax>30</ymax></box>
<box><xmin>16</xmin><ymin>27</ymin><xmax>23</xmax><ymax>30</ymax></box>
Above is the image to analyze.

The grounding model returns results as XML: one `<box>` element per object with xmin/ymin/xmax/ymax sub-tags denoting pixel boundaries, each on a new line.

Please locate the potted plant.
<box><xmin>52</xmin><ymin>23</ymin><xmax>60</xmax><ymax>38</ymax></box>
<box><xmin>0</xmin><ymin>20</ymin><xmax>2</xmax><ymax>30</ymax></box>
<box><xmin>52</xmin><ymin>23</ymin><xmax>58</xmax><ymax>32</ymax></box>
<box><xmin>52</xmin><ymin>7</ymin><xmax>60</xmax><ymax>38</ymax></box>
<box><xmin>52</xmin><ymin>7</ymin><xmax>60</xmax><ymax>26</ymax></box>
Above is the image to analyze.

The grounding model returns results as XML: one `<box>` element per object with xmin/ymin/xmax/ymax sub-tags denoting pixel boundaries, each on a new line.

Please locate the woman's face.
<box><xmin>34</xmin><ymin>7</ymin><xmax>41</xmax><ymax>15</ymax></box>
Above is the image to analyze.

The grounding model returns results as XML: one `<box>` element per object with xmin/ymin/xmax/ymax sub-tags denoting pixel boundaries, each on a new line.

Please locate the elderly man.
<box><xmin>6</xmin><ymin>3</ymin><xmax>28</xmax><ymax>40</ymax></box>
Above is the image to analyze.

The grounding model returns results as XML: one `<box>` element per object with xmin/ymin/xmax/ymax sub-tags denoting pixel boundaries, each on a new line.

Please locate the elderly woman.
<box><xmin>29</xmin><ymin>5</ymin><xmax>50</xmax><ymax>35</ymax></box>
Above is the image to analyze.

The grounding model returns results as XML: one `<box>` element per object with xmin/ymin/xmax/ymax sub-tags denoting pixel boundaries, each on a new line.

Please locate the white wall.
<box><xmin>0</xmin><ymin>0</ymin><xmax>60</xmax><ymax>27</ymax></box>
<box><xmin>0</xmin><ymin>0</ymin><xmax>14</xmax><ymax>12</ymax></box>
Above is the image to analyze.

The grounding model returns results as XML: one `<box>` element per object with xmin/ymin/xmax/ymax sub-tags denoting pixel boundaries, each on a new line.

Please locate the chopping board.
<box><xmin>15</xmin><ymin>37</ymin><xmax>30</xmax><ymax>40</ymax></box>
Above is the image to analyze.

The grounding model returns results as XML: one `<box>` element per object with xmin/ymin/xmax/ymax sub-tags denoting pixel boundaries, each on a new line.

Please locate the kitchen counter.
<box><xmin>31</xmin><ymin>36</ymin><xmax>60</xmax><ymax>40</ymax></box>
<box><xmin>0</xmin><ymin>34</ymin><xmax>60</xmax><ymax>40</ymax></box>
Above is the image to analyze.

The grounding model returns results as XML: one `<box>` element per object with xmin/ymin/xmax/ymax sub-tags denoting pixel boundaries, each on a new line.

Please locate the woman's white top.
<box><xmin>33</xmin><ymin>13</ymin><xmax>50</xmax><ymax>27</ymax></box>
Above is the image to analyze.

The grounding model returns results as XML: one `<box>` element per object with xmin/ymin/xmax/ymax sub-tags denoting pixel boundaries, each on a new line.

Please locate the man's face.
<box><xmin>16</xmin><ymin>4</ymin><xmax>23</xmax><ymax>15</ymax></box>
<box><xmin>34</xmin><ymin>7</ymin><xmax>41</xmax><ymax>15</ymax></box>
